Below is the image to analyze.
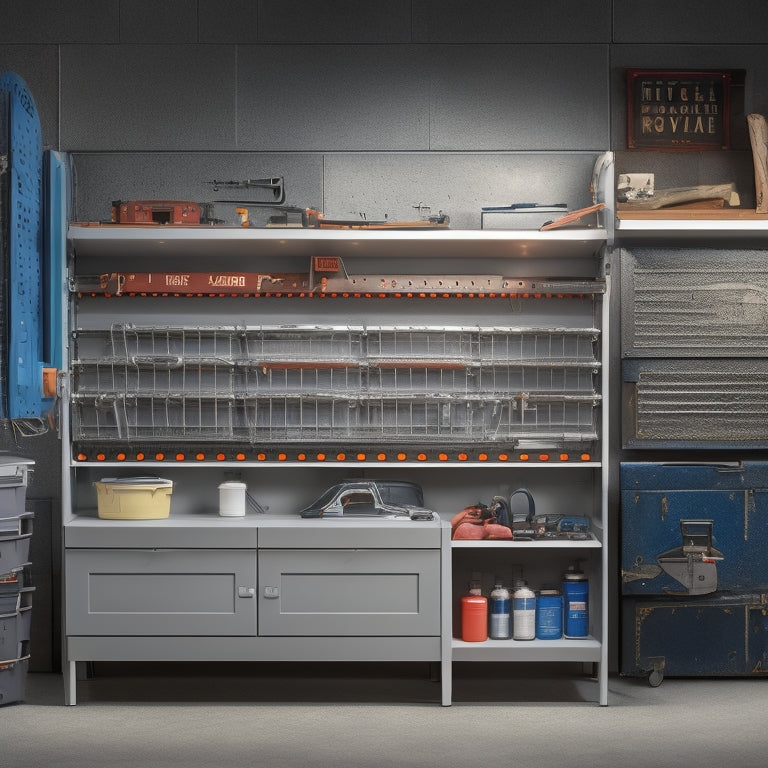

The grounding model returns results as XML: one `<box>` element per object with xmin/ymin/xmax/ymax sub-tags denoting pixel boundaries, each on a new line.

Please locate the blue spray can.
<box><xmin>562</xmin><ymin>564</ymin><xmax>589</xmax><ymax>638</ymax></box>
<box><xmin>535</xmin><ymin>589</ymin><xmax>563</xmax><ymax>640</ymax></box>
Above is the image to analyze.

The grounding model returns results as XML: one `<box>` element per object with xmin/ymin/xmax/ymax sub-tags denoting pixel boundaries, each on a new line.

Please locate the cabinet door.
<box><xmin>65</xmin><ymin>549</ymin><xmax>257</xmax><ymax>636</ymax></box>
<box><xmin>258</xmin><ymin>549</ymin><xmax>440</xmax><ymax>637</ymax></box>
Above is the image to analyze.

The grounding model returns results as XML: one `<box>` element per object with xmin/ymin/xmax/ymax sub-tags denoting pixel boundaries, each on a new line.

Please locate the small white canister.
<box><xmin>218</xmin><ymin>481</ymin><xmax>247</xmax><ymax>516</ymax></box>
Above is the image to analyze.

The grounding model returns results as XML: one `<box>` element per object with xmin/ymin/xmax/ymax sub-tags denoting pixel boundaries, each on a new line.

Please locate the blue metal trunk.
<box><xmin>621</xmin><ymin>462</ymin><xmax>768</xmax><ymax>595</ymax></box>
<box><xmin>621</xmin><ymin>462</ymin><xmax>768</xmax><ymax>681</ymax></box>
<box><xmin>622</xmin><ymin>593</ymin><xmax>768</xmax><ymax>680</ymax></box>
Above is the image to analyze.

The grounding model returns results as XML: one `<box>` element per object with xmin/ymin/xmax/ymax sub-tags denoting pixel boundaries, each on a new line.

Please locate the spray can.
<box><xmin>489</xmin><ymin>582</ymin><xmax>511</xmax><ymax>639</ymax></box>
<box><xmin>461</xmin><ymin>595</ymin><xmax>488</xmax><ymax>642</ymax></box>
<box><xmin>562</xmin><ymin>563</ymin><xmax>589</xmax><ymax>638</ymax></box>
<box><xmin>512</xmin><ymin>580</ymin><xmax>536</xmax><ymax>640</ymax></box>
<box><xmin>535</xmin><ymin>589</ymin><xmax>563</xmax><ymax>640</ymax></box>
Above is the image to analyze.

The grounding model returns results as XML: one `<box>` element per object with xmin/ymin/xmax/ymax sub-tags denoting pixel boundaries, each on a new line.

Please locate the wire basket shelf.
<box><xmin>70</xmin><ymin>324</ymin><xmax>601</xmax><ymax>446</ymax></box>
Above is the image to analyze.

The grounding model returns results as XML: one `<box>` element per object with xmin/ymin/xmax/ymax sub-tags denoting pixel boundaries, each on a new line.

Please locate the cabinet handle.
<box><xmin>263</xmin><ymin>586</ymin><xmax>279</xmax><ymax>599</ymax></box>
<box><xmin>237</xmin><ymin>586</ymin><xmax>256</xmax><ymax>598</ymax></box>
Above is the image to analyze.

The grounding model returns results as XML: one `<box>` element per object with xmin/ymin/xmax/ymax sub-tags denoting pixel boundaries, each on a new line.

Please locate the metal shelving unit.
<box><xmin>62</xmin><ymin>152</ymin><xmax>613</xmax><ymax>706</ymax></box>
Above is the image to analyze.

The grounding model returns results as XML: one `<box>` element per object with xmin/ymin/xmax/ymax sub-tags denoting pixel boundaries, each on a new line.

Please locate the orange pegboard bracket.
<box><xmin>42</xmin><ymin>367</ymin><xmax>58</xmax><ymax>398</ymax></box>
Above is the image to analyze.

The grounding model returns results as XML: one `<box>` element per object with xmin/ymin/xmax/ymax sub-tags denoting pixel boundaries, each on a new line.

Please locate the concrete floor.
<box><xmin>1</xmin><ymin>663</ymin><xmax>767</xmax><ymax>768</ymax></box>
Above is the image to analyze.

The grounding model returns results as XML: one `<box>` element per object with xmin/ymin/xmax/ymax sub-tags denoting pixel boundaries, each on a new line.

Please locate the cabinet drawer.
<box><xmin>258</xmin><ymin>549</ymin><xmax>440</xmax><ymax>637</ymax></box>
<box><xmin>65</xmin><ymin>549</ymin><xmax>257</xmax><ymax>636</ymax></box>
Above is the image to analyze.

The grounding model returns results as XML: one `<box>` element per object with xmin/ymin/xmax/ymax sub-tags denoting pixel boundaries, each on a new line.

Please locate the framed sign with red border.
<box><xmin>626</xmin><ymin>69</ymin><xmax>731</xmax><ymax>150</ymax></box>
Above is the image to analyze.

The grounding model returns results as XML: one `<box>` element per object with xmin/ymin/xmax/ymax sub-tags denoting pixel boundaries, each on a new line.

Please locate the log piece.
<box><xmin>618</xmin><ymin>183</ymin><xmax>740</xmax><ymax>210</ymax></box>
<box><xmin>748</xmin><ymin>113</ymin><xmax>768</xmax><ymax>214</ymax></box>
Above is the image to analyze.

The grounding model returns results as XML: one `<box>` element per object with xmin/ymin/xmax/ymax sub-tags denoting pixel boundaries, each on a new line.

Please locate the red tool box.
<box><xmin>111</xmin><ymin>200</ymin><xmax>203</xmax><ymax>225</ymax></box>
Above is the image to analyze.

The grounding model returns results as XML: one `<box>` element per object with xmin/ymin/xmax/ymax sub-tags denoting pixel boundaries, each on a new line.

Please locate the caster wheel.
<box><xmin>648</xmin><ymin>669</ymin><xmax>663</xmax><ymax>687</ymax></box>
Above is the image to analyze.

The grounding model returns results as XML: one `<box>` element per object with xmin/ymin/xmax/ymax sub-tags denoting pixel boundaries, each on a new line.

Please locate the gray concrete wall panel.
<box><xmin>0</xmin><ymin>0</ymin><xmax>118</xmax><ymax>44</ymax></box>
<box><xmin>0</xmin><ymin>45</ymin><xmax>59</xmax><ymax>149</ymax></box>
<box><xmin>236</xmin><ymin>45</ymin><xmax>430</xmax><ymax>151</ymax></box>
<box><xmin>61</xmin><ymin>45</ymin><xmax>235</xmax><ymax>151</ymax></box>
<box><xmin>198</xmin><ymin>0</ymin><xmax>260</xmax><ymax>44</ymax></box>
<box><xmin>430</xmin><ymin>45</ymin><xmax>609</xmax><ymax>151</ymax></box>
<box><xmin>614</xmin><ymin>1</ymin><xmax>768</xmax><ymax>44</ymax></box>
<box><xmin>119</xmin><ymin>1</ymin><xmax>198</xmax><ymax>44</ymax></box>
<box><xmin>259</xmin><ymin>1</ymin><xmax>412</xmax><ymax>43</ymax></box>
<box><xmin>413</xmin><ymin>0</ymin><xmax>612</xmax><ymax>43</ymax></box>
<box><xmin>60</xmin><ymin>45</ymin><xmax>237</xmax><ymax>151</ymax></box>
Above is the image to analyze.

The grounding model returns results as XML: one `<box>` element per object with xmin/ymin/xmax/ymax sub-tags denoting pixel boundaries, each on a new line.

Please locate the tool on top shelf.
<box><xmin>73</xmin><ymin>262</ymin><xmax>606</xmax><ymax>299</ymax></box>
<box><xmin>481</xmin><ymin>202</ymin><xmax>568</xmax><ymax>230</ymax></box>
<box><xmin>106</xmin><ymin>176</ymin><xmax>452</xmax><ymax>229</ymax></box>
<box><xmin>207</xmin><ymin>176</ymin><xmax>286</xmax><ymax>203</ymax></box>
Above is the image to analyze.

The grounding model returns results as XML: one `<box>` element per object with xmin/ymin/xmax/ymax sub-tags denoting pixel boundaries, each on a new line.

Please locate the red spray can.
<box><xmin>461</xmin><ymin>595</ymin><xmax>488</xmax><ymax>642</ymax></box>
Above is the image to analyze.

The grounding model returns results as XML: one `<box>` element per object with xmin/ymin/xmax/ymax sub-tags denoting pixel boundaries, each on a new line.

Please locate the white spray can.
<box><xmin>489</xmin><ymin>582</ymin><xmax>511</xmax><ymax>639</ymax></box>
<box><xmin>513</xmin><ymin>580</ymin><xmax>536</xmax><ymax>640</ymax></box>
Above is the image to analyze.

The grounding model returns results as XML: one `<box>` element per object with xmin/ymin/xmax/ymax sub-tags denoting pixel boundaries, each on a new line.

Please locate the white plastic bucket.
<box><xmin>218</xmin><ymin>481</ymin><xmax>247</xmax><ymax>516</ymax></box>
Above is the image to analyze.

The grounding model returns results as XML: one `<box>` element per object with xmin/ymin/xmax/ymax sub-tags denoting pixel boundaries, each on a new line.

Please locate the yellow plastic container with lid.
<box><xmin>94</xmin><ymin>477</ymin><xmax>174</xmax><ymax>519</ymax></box>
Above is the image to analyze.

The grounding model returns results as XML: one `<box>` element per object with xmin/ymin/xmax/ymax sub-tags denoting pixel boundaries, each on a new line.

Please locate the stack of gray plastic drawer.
<box><xmin>0</xmin><ymin>456</ymin><xmax>34</xmax><ymax>706</ymax></box>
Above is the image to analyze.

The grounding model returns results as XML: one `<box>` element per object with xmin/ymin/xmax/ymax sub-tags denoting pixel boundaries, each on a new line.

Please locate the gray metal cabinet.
<box><xmin>619</xmin><ymin>242</ymin><xmax>768</xmax><ymax>449</ymax></box>
<box><xmin>65</xmin><ymin>548</ymin><xmax>258</xmax><ymax>636</ymax></box>
<box><xmin>616</xmin><ymin>213</ymin><xmax>768</xmax><ymax>686</ymax></box>
<box><xmin>258</xmin><ymin>548</ymin><xmax>440</xmax><ymax>637</ymax></box>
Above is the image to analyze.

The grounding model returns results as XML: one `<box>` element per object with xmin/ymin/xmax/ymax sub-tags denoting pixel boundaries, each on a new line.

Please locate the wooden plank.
<box><xmin>617</xmin><ymin>208</ymin><xmax>768</xmax><ymax>221</ymax></box>
<box><xmin>748</xmin><ymin>113</ymin><xmax>768</xmax><ymax>213</ymax></box>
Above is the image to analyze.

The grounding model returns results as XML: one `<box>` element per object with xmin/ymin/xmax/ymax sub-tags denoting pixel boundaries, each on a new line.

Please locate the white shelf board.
<box><xmin>616</xmin><ymin>217</ymin><xmax>768</xmax><ymax>242</ymax></box>
<box><xmin>452</xmin><ymin>636</ymin><xmax>601</xmax><ymax>662</ymax></box>
<box><xmin>451</xmin><ymin>535</ymin><xmax>600</xmax><ymax>549</ymax></box>
<box><xmin>68</xmin><ymin>224</ymin><xmax>607</xmax><ymax>260</ymax></box>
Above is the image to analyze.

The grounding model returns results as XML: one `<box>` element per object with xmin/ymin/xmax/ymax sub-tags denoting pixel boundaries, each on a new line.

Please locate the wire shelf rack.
<box><xmin>70</xmin><ymin>324</ymin><xmax>601</xmax><ymax>446</ymax></box>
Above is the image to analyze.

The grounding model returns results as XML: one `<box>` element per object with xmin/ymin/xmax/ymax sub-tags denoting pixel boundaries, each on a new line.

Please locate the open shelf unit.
<box><xmin>61</xmin><ymin>153</ymin><xmax>612</xmax><ymax>706</ymax></box>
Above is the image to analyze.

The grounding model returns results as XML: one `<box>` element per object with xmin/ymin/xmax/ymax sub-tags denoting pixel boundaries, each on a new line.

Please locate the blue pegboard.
<box><xmin>43</xmin><ymin>150</ymin><xmax>67</xmax><ymax>377</ymax></box>
<box><xmin>0</xmin><ymin>87</ymin><xmax>8</xmax><ymax>417</ymax></box>
<box><xmin>0</xmin><ymin>71</ymin><xmax>46</xmax><ymax>420</ymax></box>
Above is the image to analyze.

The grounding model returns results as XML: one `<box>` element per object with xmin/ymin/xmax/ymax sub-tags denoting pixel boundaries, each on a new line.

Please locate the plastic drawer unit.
<box><xmin>0</xmin><ymin>514</ymin><xmax>33</xmax><ymax>587</ymax></box>
<box><xmin>0</xmin><ymin>571</ymin><xmax>33</xmax><ymax>706</ymax></box>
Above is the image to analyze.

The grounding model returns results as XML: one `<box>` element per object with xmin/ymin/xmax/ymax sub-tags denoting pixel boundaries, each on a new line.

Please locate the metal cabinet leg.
<box><xmin>441</xmin><ymin>658</ymin><xmax>452</xmax><ymax>706</ymax></box>
<box><xmin>64</xmin><ymin>660</ymin><xmax>77</xmax><ymax>706</ymax></box>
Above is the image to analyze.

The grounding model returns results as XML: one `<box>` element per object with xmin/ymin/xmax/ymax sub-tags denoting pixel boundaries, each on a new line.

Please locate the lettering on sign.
<box><xmin>166</xmin><ymin>274</ymin><xmax>190</xmax><ymax>286</ymax></box>
<box><xmin>626</xmin><ymin>69</ymin><xmax>731</xmax><ymax>150</ymax></box>
<box><xmin>208</xmin><ymin>274</ymin><xmax>246</xmax><ymax>287</ymax></box>
<box><xmin>314</xmin><ymin>257</ymin><xmax>341</xmax><ymax>272</ymax></box>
